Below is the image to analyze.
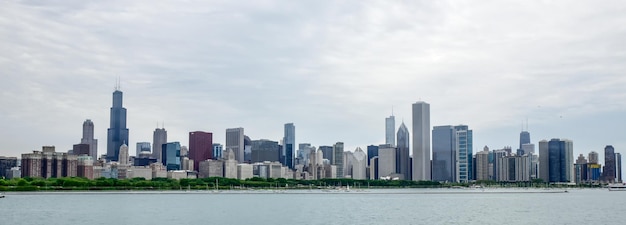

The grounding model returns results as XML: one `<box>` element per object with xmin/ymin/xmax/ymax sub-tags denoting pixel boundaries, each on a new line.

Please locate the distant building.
<box><xmin>588</xmin><ymin>151</ymin><xmax>599</xmax><ymax>164</ymax></box>
<box><xmin>412</xmin><ymin>101</ymin><xmax>431</xmax><ymax>181</ymax></box>
<box><xmin>80</xmin><ymin>119</ymin><xmax>98</xmax><ymax>160</ymax></box>
<box><xmin>118</xmin><ymin>144</ymin><xmax>129</xmax><ymax>166</ymax></box>
<box><xmin>603</xmin><ymin>145</ymin><xmax>616</xmax><ymax>183</ymax></box>
<box><xmin>333</xmin><ymin>142</ymin><xmax>344</xmax><ymax>178</ymax></box>
<box><xmin>475</xmin><ymin>147</ymin><xmax>490</xmax><ymax>181</ymax></box>
<box><xmin>432</xmin><ymin>125</ymin><xmax>456</xmax><ymax>182</ymax></box>
<box><xmin>77</xmin><ymin>156</ymin><xmax>94</xmax><ymax>179</ymax></box>
<box><xmin>136</xmin><ymin>142</ymin><xmax>151</xmax><ymax>157</ymax></box>
<box><xmin>189</xmin><ymin>131</ymin><xmax>213</xmax><ymax>172</ymax></box>
<box><xmin>518</xmin><ymin>131</ymin><xmax>531</xmax><ymax>155</ymax></box>
<box><xmin>244</xmin><ymin>136</ymin><xmax>252</xmax><ymax>163</ymax></box>
<box><xmin>106</xmin><ymin>88</ymin><xmax>129</xmax><ymax>162</ymax></box>
<box><xmin>352</xmin><ymin>148</ymin><xmax>367</xmax><ymax>180</ymax></box>
<box><xmin>0</xmin><ymin>156</ymin><xmax>18</xmax><ymax>178</ymax></box>
<box><xmin>386</xmin><ymin>114</ymin><xmax>396</xmax><ymax>146</ymax></box>
<box><xmin>539</xmin><ymin>139</ymin><xmax>574</xmax><ymax>183</ymax></box>
<box><xmin>237</xmin><ymin>164</ymin><xmax>254</xmax><ymax>180</ymax></box>
<box><xmin>223</xmin><ymin>149</ymin><xmax>237</xmax><ymax>179</ymax></box>
<box><xmin>282</xmin><ymin>123</ymin><xmax>296</xmax><ymax>169</ymax></box>
<box><xmin>251</xmin><ymin>139</ymin><xmax>280</xmax><ymax>163</ymax></box>
<box><xmin>199</xmin><ymin>159</ymin><xmax>223</xmax><ymax>178</ymax></box>
<box><xmin>367</xmin><ymin>145</ymin><xmax>379</xmax><ymax>167</ymax></box>
<box><xmin>396</xmin><ymin>122</ymin><xmax>410</xmax><ymax>180</ymax></box>
<box><xmin>378</xmin><ymin>145</ymin><xmax>396</xmax><ymax>178</ymax></box>
<box><xmin>212</xmin><ymin>143</ymin><xmax>223</xmax><ymax>159</ymax></box>
<box><xmin>319</xmin><ymin>146</ymin><xmax>334</xmax><ymax>163</ymax></box>
<box><xmin>226</xmin><ymin>128</ymin><xmax>245</xmax><ymax>163</ymax></box>
<box><xmin>162</xmin><ymin>142</ymin><xmax>181</xmax><ymax>171</ymax></box>
<box><xmin>152</xmin><ymin>127</ymin><xmax>167</xmax><ymax>163</ymax></box>
<box><xmin>617</xmin><ymin>152</ymin><xmax>622</xmax><ymax>183</ymax></box>
<box><xmin>496</xmin><ymin>154</ymin><xmax>531</xmax><ymax>182</ymax></box>
<box><xmin>21</xmin><ymin>147</ymin><xmax>78</xmax><ymax>178</ymax></box>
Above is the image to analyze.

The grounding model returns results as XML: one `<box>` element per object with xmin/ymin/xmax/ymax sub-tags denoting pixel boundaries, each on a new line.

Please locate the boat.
<box><xmin>607</xmin><ymin>183</ymin><xmax>626</xmax><ymax>191</ymax></box>
<box><xmin>0</xmin><ymin>193</ymin><xmax>5</xmax><ymax>198</ymax></box>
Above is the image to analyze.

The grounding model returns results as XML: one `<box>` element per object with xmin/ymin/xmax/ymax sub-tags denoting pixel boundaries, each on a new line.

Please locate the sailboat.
<box><xmin>0</xmin><ymin>193</ymin><xmax>5</xmax><ymax>198</ymax></box>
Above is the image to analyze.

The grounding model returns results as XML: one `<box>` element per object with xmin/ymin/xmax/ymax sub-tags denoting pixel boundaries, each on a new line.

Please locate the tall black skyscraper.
<box><xmin>603</xmin><ymin>145</ymin><xmax>616</xmax><ymax>183</ymax></box>
<box><xmin>106</xmin><ymin>86</ymin><xmax>129</xmax><ymax>162</ymax></box>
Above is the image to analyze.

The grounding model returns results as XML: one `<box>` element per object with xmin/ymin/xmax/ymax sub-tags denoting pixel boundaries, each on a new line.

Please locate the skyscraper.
<box><xmin>518</xmin><ymin>131</ymin><xmax>531</xmax><ymax>154</ymax></box>
<box><xmin>588</xmin><ymin>151</ymin><xmax>599</xmax><ymax>164</ymax></box>
<box><xmin>545</xmin><ymin>139</ymin><xmax>574</xmax><ymax>183</ymax></box>
<box><xmin>251</xmin><ymin>139</ymin><xmax>280</xmax><ymax>163</ymax></box>
<box><xmin>396</xmin><ymin>122</ymin><xmax>410</xmax><ymax>180</ymax></box>
<box><xmin>366</xmin><ymin>145</ymin><xmax>379</xmax><ymax>167</ymax></box>
<box><xmin>189</xmin><ymin>131</ymin><xmax>213</xmax><ymax>172</ymax></box>
<box><xmin>333</xmin><ymin>142</ymin><xmax>345</xmax><ymax>178</ymax></box>
<box><xmin>319</xmin><ymin>146</ymin><xmax>334</xmax><ymax>163</ymax></box>
<box><xmin>106</xmin><ymin>88</ymin><xmax>129</xmax><ymax>162</ymax></box>
<box><xmin>432</xmin><ymin>125</ymin><xmax>456</xmax><ymax>182</ymax></box>
<box><xmin>226</xmin><ymin>128</ymin><xmax>245</xmax><ymax>163</ymax></box>
<box><xmin>80</xmin><ymin>119</ymin><xmax>98</xmax><ymax>161</ymax></box>
<box><xmin>603</xmin><ymin>145</ymin><xmax>616</xmax><ymax>183</ymax></box>
<box><xmin>538</xmin><ymin>140</ymin><xmax>549</xmax><ymax>182</ymax></box>
<box><xmin>283</xmin><ymin>123</ymin><xmax>295</xmax><ymax>169</ymax></box>
<box><xmin>386</xmin><ymin>114</ymin><xmax>395</xmax><ymax>146</ymax></box>
<box><xmin>152</xmin><ymin>127</ymin><xmax>167</xmax><ymax>163</ymax></box>
<box><xmin>162</xmin><ymin>142</ymin><xmax>181</xmax><ymax>171</ymax></box>
<box><xmin>412</xmin><ymin>101</ymin><xmax>431</xmax><ymax>181</ymax></box>
<box><xmin>616</xmin><ymin>152</ymin><xmax>622</xmax><ymax>183</ymax></box>
<box><xmin>455</xmin><ymin>125</ymin><xmax>473</xmax><ymax>182</ymax></box>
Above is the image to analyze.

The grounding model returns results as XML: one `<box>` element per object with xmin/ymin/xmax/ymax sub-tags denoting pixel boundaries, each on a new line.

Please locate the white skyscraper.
<box><xmin>352</xmin><ymin>147</ymin><xmax>367</xmax><ymax>180</ymax></box>
<box><xmin>385</xmin><ymin>115</ymin><xmax>395</xmax><ymax>146</ymax></box>
<box><xmin>412</xmin><ymin>101</ymin><xmax>431</xmax><ymax>181</ymax></box>
<box><xmin>226</xmin><ymin>128</ymin><xmax>245</xmax><ymax>163</ymax></box>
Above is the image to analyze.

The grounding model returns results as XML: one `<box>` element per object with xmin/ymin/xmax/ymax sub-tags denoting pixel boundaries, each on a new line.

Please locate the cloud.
<box><xmin>1</xmin><ymin>0</ymin><xmax>626</xmax><ymax>165</ymax></box>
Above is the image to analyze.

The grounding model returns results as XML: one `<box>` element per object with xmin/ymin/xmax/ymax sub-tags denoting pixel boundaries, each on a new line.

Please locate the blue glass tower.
<box><xmin>282</xmin><ymin>123</ymin><xmax>295</xmax><ymax>169</ymax></box>
<box><xmin>106</xmin><ymin>88</ymin><xmax>129</xmax><ymax>162</ymax></box>
<box><xmin>162</xmin><ymin>142</ymin><xmax>181</xmax><ymax>171</ymax></box>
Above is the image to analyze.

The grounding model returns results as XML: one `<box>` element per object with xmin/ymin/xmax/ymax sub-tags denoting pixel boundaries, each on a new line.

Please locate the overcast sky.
<box><xmin>1</xmin><ymin>0</ymin><xmax>626</xmax><ymax>170</ymax></box>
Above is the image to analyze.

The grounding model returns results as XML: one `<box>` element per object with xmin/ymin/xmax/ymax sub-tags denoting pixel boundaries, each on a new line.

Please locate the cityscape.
<box><xmin>1</xmin><ymin>85</ymin><xmax>622</xmax><ymax>186</ymax></box>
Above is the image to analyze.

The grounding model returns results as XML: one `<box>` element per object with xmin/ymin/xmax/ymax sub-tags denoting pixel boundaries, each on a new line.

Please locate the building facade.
<box><xmin>106</xmin><ymin>88</ymin><xmax>129</xmax><ymax>162</ymax></box>
<box><xmin>152</xmin><ymin>127</ymin><xmax>167</xmax><ymax>163</ymax></box>
<box><xmin>189</xmin><ymin>131</ymin><xmax>213</xmax><ymax>172</ymax></box>
<box><xmin>412</xmin><ymin>101</ymin><xmax>431</xmax><ymax>181</ymax></box>
<box><xmin>396</xmin><ymin>122</ymin><xmax>410</xmax><ymax>180</ymax></box>
<box><xmin>80</xmin><ymin>119</ymin><xmax>98</xmax><ymax>160</ymax></box>
<box><xmin>386</xmin><ymin>115</ymin><xmax>396</xmax><ymax>146</ymax></box>
<box><xmin>283</xmin><ymin>123</ymin><xmax>295</xmax><ymax>169</ymax></box>
<box><xmin>226</xmin><ymin>128</ymin><xmax>245</xmax><ymax>163</ymax></box>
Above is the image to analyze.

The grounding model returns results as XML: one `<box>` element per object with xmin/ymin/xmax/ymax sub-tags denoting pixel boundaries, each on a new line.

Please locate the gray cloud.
<box><xmin>1</xmin><ymin>0</ymin><xmax>626</xmax><ymax>166</ymax></box>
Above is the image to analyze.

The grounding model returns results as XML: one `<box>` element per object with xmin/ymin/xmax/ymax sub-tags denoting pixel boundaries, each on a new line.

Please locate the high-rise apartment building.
<box><xmin>455</xmin><ymin>125</ymin><xmax>473</xmax><ymax>182</ymax></box>
<box><xmin>540</xmin><ymin>139</ymin><xmax>574</xmax><ymax>183</ymax></box>
<box><xmin>412</xmin><ymin>101</ymin><xmax>431</xmax><ymax>181</ymax></box>
<box><xmin>283</xmin><ymin>123</ymin><xmax>295</xmax><ymax>169</ymax></box>
<box><xmin>152</xmin><ymin>127</ymin><xmax>167</xmax><ymax>163</ymax></box>
<box><xmin>189</xmin><ymin>131</ymin><xmax>213</xmax><ymax>171</ymax></box>
<box><xmin>396</xmin><ymin>122</ymin><xmax>410</xmax><ymax>180</ymax></box>
<box><xmin>80</xmin><ymin>119</ymin><xmax>98</xmax><ymax>160</ymax></box>
<box><xmin>106</xmin><ymin>88</ymin><xmax>129</xmax><ymax>162</ymax></box>
<box><xmin>226</xmin><ymin>128</ymin><xmax>245</xmax><ymax>163</ymax></box>
<box><xmin>475</xmin><ymin>148</ymin><xmax>490</xmax><ymax>181</ymax></box>
<box><xmin>386</xmin><ymin>115</ymin><xmax>395</xmax><ymax>146</ymax></box>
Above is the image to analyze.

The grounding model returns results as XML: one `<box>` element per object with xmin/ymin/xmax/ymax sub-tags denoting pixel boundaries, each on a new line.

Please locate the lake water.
<box><xmin>2</xmin><ymin>188</ymin><xmax>625</xmax><ymax>225</ymax></box>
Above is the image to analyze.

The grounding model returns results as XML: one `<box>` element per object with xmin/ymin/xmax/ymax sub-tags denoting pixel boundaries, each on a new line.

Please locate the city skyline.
<box><xmin>1</xmin><ymin>1</ymin><xmax>626</xmax><ymax>170</ymax></box>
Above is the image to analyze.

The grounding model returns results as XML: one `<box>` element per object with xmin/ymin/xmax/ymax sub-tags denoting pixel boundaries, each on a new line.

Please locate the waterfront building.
<box><xmin>367</xmin><ymin>145</ymin><xmax>379</xmax><ymax>167</ymax></box>
<box><xmin>0</xmin><ymin>156</ymin><xmax>18</xmax><ymax>178</ymax></box>
<box><xmin>432</xmin><ymin>126</ymin><xmax>456</xmax><ymax>182</ymax></box>
<box><xmin>378</xmin><ymin>145</ymin><xmax>397</xmax><ymax>179</ymax></box>
<box><xmin>542</xmin><ymin>139</ymin><xmax>574</xmax><ymax>183</ymax></box>
<box><xmin>386</xmin><ymin>114</ymin><xmax>396</xmax><ymax>146</ymax></box>
<box><xmin>106</xmin><ymin>87</ymin><xmax>129</xmax><ymax>162</ymax></box>
<box><xmin>475</xmin><ymin>147</ymin><xmax>490</xmax><ymax>181</ymax></box>
<box><xmin>162</xmin><ymin>142</ymin><xmax>181</xmax><ymax>171</ymax></box>
<box><xmin>237</xmin><ymin>164</ymin><xmax>254</xmax><ymax>180</ymax></box>
<box><xmin>223</xmin><ymin>149</ymin><xmax>237</xmax><ymax>179</ymax></box>
<box><xmin>491</xmin><ymin>149</ymin><xmax>509</xmax><ymax>181</ymax></box>
<box><xmin>396</xmin><ymin>122</ymin><xmax>410</xmax><ymax>180</ymax></box>
<box><xmin>617</xmin><ymin>152</ymin><xmax>622</xmax><ymax>183</ymax></box>
<box><xmin>455</xmin><ymin>125</ymin><xmax>473</xmax><ymax>181</ymax></box>
<box><xmin>538</xmin><ymin>140</ymin><xmax>549</xmax><ymax>182</ymax></box>
<box><xmin>412</xmin><ymin>101</ymin><xmax>431</xmax><ymax>181</ymax></box>
<box><xmin>77</xmin><ymin>155</ymin><xmax>94</xmax><ymax>179</ymax></box>
<box><xmin>603</xmin><ymin>145</ymin><xmax>616</xmax><ymax>183</ymax></box>
<box><xmin>136</xmin><ymin>142</ymin><xmax>151</xmax><ymax>157</ymax></box>
<box><xmin>199</xmin><ymin>159</ymin><xmax>223</xmax><ymax>178</ymax></box>
<box><xmin>496</xmin><ymin>154</ymin><xmax>531</xmax><ymax>182</ymax></box>
<box><xmin>251</xmin><ymin>139</ymin><xmax>280</xmax><ymax>163</ymax></box>
<box><xmin>152</xmin><ymin>127</ymin><xmax>167</xmax><ymax>163</ymax></box>
<box><xmin>189</xmin><ymin>131</ymin><xmax>213</xmax><ymax>172</ymax></box>
<box><xmin>282</xmin><ymin>123</ymin><xmax>296</xmax><ymax>169</ymax></box>
<box><xmin>80</xmin><ymin>119</ymin><xmax>98</xmax><ymax>160</ymax></box>
<box><xmin>333</xmin><ymin>142</ymin><xmax>345</xmax><ymax>178</ymax></box>
<box><xmin>352</xmin><ymin>147</ymin><xmax>367</xmax><ymax>180</ymax></box>
<box><xmin>226</xmin><ymin>128</ymin><xmax>245</xmax><ymax>163</ymax></box>
<box><xmin>21</xmin><ymin>147</ymin><xmax>78</xmax><ymax>178</ymax></box>
<box><xmin>212</xmin><ymin>143</ymin><xmax>223</xmax><ymax>159</ymax></box>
